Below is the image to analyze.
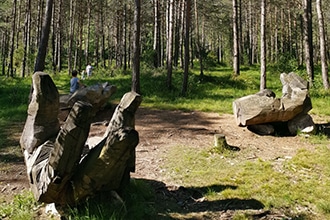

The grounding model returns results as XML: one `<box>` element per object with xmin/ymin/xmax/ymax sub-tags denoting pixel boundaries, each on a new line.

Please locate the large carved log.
<box><xmin>20</xmin><ymin>72</ymin><xmax>141</xmax><ymax>205</ymax></box>
<box><xmin>233</xmin><ymin>72</ymin><xmax>312</xmax><ymax>127</ymax></box>
<box><xmin>67</xmin><ymin>82</ymin><xmax>117</xmax><ymax>110</ymax></box>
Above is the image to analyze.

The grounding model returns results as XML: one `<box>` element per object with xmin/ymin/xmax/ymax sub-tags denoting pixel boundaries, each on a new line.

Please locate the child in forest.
<box><xmin>70</xmin><ymin>70</ymin><xmax>85</xmax><ymax>94</ymax></box>
<box><xmin>86</xmin><ymin>64</ymin><xmax>93</xmax><ymax>78</ymax></box>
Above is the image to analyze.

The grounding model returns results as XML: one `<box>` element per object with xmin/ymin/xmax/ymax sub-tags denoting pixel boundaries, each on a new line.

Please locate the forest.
<box><xmin>2</xmin><ymin>0</ymin><xmax>330</xmax><ymax>219</ymax></box>
<box><xmin>1</xmin><ymin>0</ymin><xmax>330</xmax><ymax>92</ymax></box>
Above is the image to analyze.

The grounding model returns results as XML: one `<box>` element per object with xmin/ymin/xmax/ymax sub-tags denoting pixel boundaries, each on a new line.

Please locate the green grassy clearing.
<box><xmin>0</xmin><ymin>65</ymin><xmax>330</xmax><ymax>219</ymax></box>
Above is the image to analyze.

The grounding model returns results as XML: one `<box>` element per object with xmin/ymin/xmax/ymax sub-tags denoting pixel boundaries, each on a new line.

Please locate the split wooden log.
<box><xmin>20</xmin><ymin>72</ymin><xmax>141</xmax><ymax>205</ymax></box>
<box><xmin>233</xmin><ymin>72</ymin><xmax>312</xmax><ymax>127</ymax></box>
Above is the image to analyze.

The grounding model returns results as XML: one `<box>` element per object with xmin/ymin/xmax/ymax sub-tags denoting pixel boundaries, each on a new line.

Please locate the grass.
<box><xmin>0</xmin><ymin>191</ymin><xmax>37</xmax><ymax>220</ymax></box>
<box><xmin>163</xmin><ymin>144</ymin><xmax>330</xmax><ymax>219</ymax></box>
<box><xmin>0</xmin><ymin>64</ymin><xmax>330</xmax><ymax>219</ymax></box>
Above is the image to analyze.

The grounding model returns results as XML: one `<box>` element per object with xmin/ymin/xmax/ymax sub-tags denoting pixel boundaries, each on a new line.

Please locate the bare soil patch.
<box><xmin>1</xmin><ymin>106</ymin><xmax>328</xmax><ymax>219</ymax></box>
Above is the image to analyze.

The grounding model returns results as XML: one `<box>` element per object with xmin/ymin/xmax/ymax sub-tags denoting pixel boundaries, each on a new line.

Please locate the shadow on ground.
<box><xmin>316</xmin><ymin>123</ymin><xmax>330</xmax><ymax>137</ymax></box>
<box><xmin>138</xmin><ymin>178</ymin><xmax>266</xmax><ymax>219</ymax></box>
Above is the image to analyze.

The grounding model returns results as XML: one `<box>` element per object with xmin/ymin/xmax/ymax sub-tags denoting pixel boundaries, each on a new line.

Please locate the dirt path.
<box><xmin>133</xmin><ymin>108</ymin><xmax>315</xmax><ymax>181</ymax></box>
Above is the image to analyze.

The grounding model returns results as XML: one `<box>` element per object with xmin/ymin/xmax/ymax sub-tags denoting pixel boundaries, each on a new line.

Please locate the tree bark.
<box><xmin>85</xmin><ymin>0</ymin><xmax>91</xmax><ymax>66</ymax></box>
<box><xmin>21</xmin><ymin>0</ymin><xmax>31</xmax><ymax>77</ymax></box>
<box><xmin>67</xmin><ymin>0</ymin><xmax>75</xmax><ymax>74</ymax></box>
<box><xmin>34</xmin><ymin>0</ymin><xmax>54</xmax><ymax>72</ymax></box>
<box><xmin>260</xmin><ymin>0</ymin><xmax>266</xmax><ymax>90</ymax></box>
<box><xmin>166</xmin><ymin>0</ymin><xmax>174</xmax><ymax>89</ymax></box>
<box><xmin>132</xmin><ymin>0</ymin><xmax>141</xmax><ymax>94</ymax></box>
<box><xmin>316</xmin><ymin>0</ymin><xmax>329</xmax><ymax>90</ymax></box>
<box><xmin>302</xmin><ymin>0</ymin><xmax>314</xmax><ymax>85</ymax></box>
<box><xmin>194</xmin><ymin>0</ymin><xmax>204</xmax><ymax>77</ymax></box>
<box><xmin>232</xmin><ymin>0</ymin><xmax>240</xmax><ymax>75</ymax></box>
<box><xmin>153</xmin><ymin>0</ymin><xmax>162</xmax><ymax>68</ymax></box>
<box><xmin>9</xmin><ymin>0</ymin><xmax>17</xmax><ymax>77</ymax></box>
<box><xmin>173</xmin><ymin>0</ymin><xmax>182</xmax><ymax>68</ymax></box>
<box><xmin>181</xmin><ymin>0</ymin><xmax>191</xmax><ymax>96</ymax></box>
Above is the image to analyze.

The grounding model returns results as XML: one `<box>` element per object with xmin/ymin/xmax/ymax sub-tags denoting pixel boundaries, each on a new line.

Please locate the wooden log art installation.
<box><xmin>233</xmin><ymin>72</ymin><xmax>314</xmax><ymax>135</ymax></box>
<box><xmin>20</xmin><ymin>72</ymin><xmax>141</xmax><ymax>205</ymax></box>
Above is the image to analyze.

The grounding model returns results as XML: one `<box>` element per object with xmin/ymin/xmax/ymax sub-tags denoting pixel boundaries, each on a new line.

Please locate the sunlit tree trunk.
<box><xmin>9</xmin><ymin>0</ymin><xmax>17</xmax><ymax>77</ymax></box>
<box><xmin>260</xmin><ymin>0</ymin><xmax>266</xmax><ymax>90</ymax></box>
<box><xmin>173</xmin><ymin>0</ymin><xmax>182</xmax><ymax>68</ymax></box>
<box><xmin>316</xmin><ymin>0</ymin><xmax>329</xmax><ymax>89</ymax></box>
<box><xmin>56</xmin><ymin>0</ymin><xmax>63</xmax><ymax>72</ymax></box>
<box><xmin>34</xmin><ymin>0</ymin><xmax>53</xmax><ymax>72</ymax></box>
<box><xmin>1</xmin><ymin>18</ymin><xmax>9</xmax><ymax>76</ymax></box>
<box><xmin>21</xmin><ymin>0</ymin><xmax>31</xmax><ymax>77</ymax></box>
<box><xmin>179</xmin><ymin>0</ymin><xmax>185</xmax><ymax>68</ymax></box>
<box><xmin>181</xmin><ymin>0</ymin><xmax>191</xmax><ymax>96</ymax></box>
<box><xmin>85</xmin><ymin>0</ymin><xmax>91</xmax><ymax>66</ymax></box>
<box><xmin>232</xmin><ymin>0</ymin><xmax>240</xmax><ymax>76</ymax></box>
<box><xmin>132</xmin><ymin>0</ymin><xmax>141</xmax><ymax>94</ymax></box>
<box><xmin>153</xmin><ymin>0</ymin><xmax>161</xmax><ymax>68</ymax></box>
<box><xmin>194</xmin><ymin>0</ymin><xmax>203</xmax><ymax>77</ymax></box>
<box><xmin>77</xmin><ymin>0</ymin><xmax>84</xmax><ymax>71</ymax></box>
<box><xmin>166</xmin><ymin>0</ymin><xmax>174</xmax><ymax>89</ymax></box>
<box><xmin>247</xmin><ymin>0</ymin><xmax>253</xmax><ymax>65</ymax></box>
<box><xmin>123</xmin><ymin>3</ymin><xmax>127</xmax><ymax>70</ymax></box>
<box><xmin>35</xmin><ymin>0</ymin><xmax>44</xmax><ymax>49</ymax></box>
<box><xmin>100</xmin><ymin>0</ymin><xmax>106</xmax><ymax>68</ymax></box>
<box><xmin>67</xmin><ymin>0</ymin><xmax>75</xmax><ymax>74</ymax></box>
<box><xmin>302</xmin><ymin>0</ymin><xmax>314</xmax><ymax>85</ymax></box>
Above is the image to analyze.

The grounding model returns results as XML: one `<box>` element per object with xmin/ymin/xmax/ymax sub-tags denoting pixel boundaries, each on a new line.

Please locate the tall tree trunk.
<box><xmin>316</xmin><ymin>0</ymin><xmax>329</xmax><ymax>89</ymax></box>
<box><xmin>302</xmin><ymin>0</ymin><xmax>314</xmax><ymax>85</ymax></box>
<box><xmin>1</xmin><ymin>21</ymin><xmax>9</xmax><ymax>76</ymax></box>
<box><xmin>99</xmin><ymin>0</ymin><xmax>106</xmax><ymax>68</ymax></box>
<box><xmin>166</xmin><ymin>0</ymin><xmax>174</xmax><ymax>89</ymax></box>
<box><xmin>9</xmin><ymin>0</ymin><xmax>17</xmax><ymax>77</ymax></box>
<box><xmin>179</xmin><ymin>0</ymin><xmax>185</xmax><ymax>68</ymax></box>
<box><xmin>115</xmin><ymin>7</ymin><xmax>123</xmax><ymax>68</ymax></box>
<box><xmin>173</xmin><ymin>0</ymin><xmax>182</xmax><ymax>67</ymax></box>
<box><xmin>35</xmin><ymin>0</ymin><xmax>44</xmax><ymax>49</ymax></box>
<box><xmin>247</xmin><ymin>0</ymin><xmax>253</xmax><ymax>65</ymax></box>
<box><xmin>94</xmin><ymin>2</ymin><xmax>100</xmax><ymax>68</ymax></box>
<box><xmin>181</xmin><ymin>0</ymin><xmax>191</xmax><ymax>96</ymax></box>
<box><xmin>194</xmin><ymin>0</ymin><xmax>203</xmax><ymax>77</ymax></box>
<box><xmin>51</xmin><ymin>0</ymin><xmax>56</xmax><ymax>73</ymax></box>
<box><xmin>21</xmin><ymin>0</ymin><xmax>31</xmax><ymax>77</ymax></box>
<box><xmin>68</xmin><ymin>0</ymin><xmax>75</xmax><ymax>74</ymax></box>
<box><xmin>34</xmin><ymin>0</ymin><xmax>53</xmax><ymax>72</ymax></box>
<box><xmin>132</xmin><ymin>0</ymin><xmax>141</xmax><ymax>94</ymax></box>
<box><xmin>238</xmin><ymin>0</ymin><xmax>243</xmax><ymax>65</ymax></box>
<box><xmin>153</xmin><ymin>0</ymin><xmax>161</xmax><ymax>68</ymax></box>
<box><xmin>77</xmin><ymin>0</ymin><xmax>84</xmax><ymax>72</ymax></box>
<box><xmin>123</xmin><ymin>3</ymin><xmax>127</xmax><ymax>71</ymax></box>
<box><xmin>85</xmin><ymin>0</ymin><xmax>91</xmax><ymax>66</ymax></box>
<box><xmin>232</xmin><ymin>0</ymin><xmax>240</xmax><ymax>76</ymax></box>
<box><xmin>260</xmin><ymin>0</ymin><xmax>266</xmax><ymax>90</ymax></box>
<box><xmin>56</xmin><ymin>0</ymin><xmax>63</xmax><ymax>72</ymax></box>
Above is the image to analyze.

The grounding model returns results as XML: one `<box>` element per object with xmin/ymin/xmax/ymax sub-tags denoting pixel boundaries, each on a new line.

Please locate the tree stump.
<box><xmin>213</xmin><ymin>134</ymin><xmax>240</xmax><ymax>152</ymax></box>
<box><xmin>214</xmin><ymin>134</ymin><xmax>228</xmax><ymax>149</ymax></box>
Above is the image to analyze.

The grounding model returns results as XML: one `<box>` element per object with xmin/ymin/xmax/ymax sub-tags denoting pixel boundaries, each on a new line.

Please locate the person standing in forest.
<box><xmin>70</xmin><ymin>70</ymin><xmax>85</xmax><ymax>94</ymax></box>
<box><xmin>86</xmin><ymin>64</ymin><xmax>93</xmax><ymax>78</ymax></box>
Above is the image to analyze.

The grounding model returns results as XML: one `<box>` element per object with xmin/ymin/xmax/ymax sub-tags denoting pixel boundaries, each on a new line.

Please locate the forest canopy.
<box><xmin>0</xmin><ymin>0</ymin><xmax>329</xmax><ymax>89</ymax></box>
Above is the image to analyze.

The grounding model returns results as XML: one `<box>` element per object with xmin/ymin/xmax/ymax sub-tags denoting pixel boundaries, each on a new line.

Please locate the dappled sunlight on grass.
<box><xmin>163</xmin><ymin>144</ymin><xmax>330</xmax><ymax>219</ymax></box>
